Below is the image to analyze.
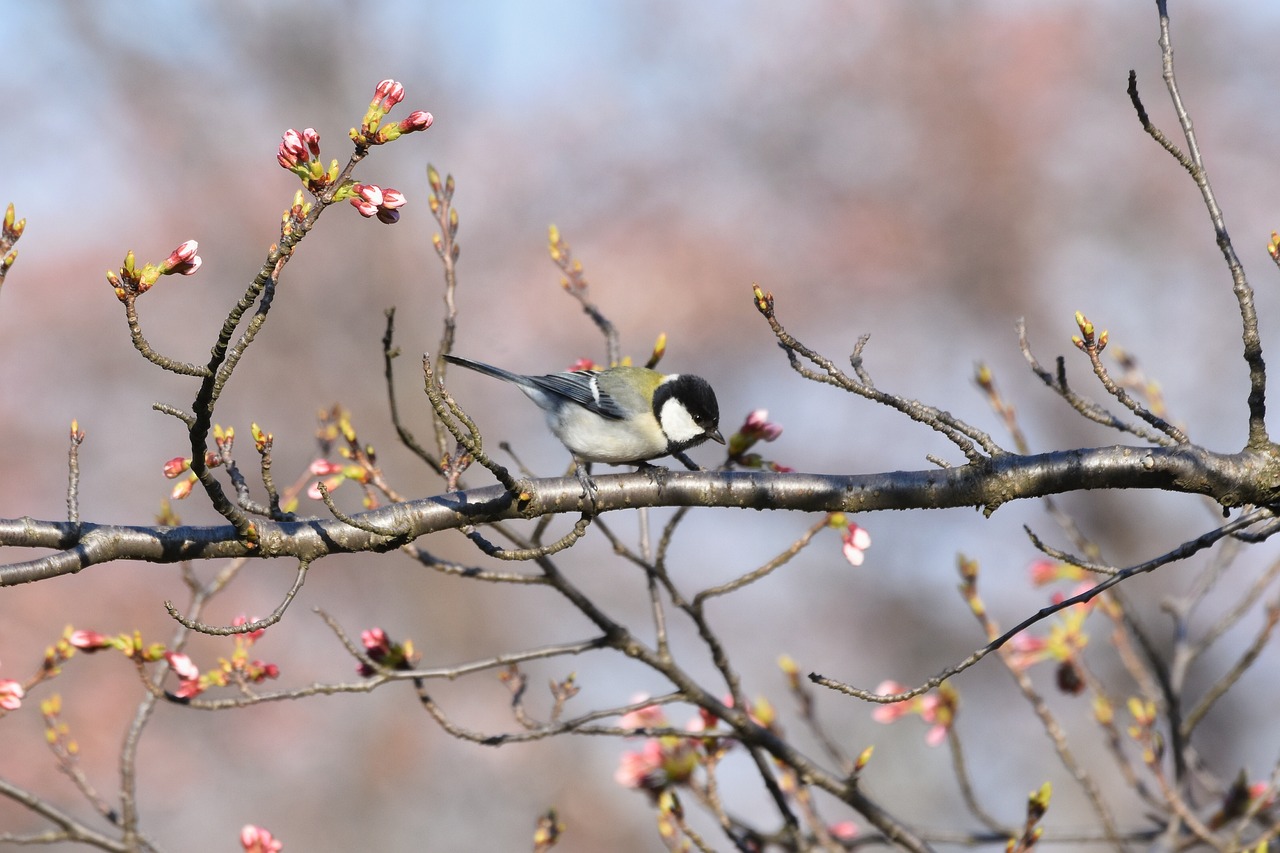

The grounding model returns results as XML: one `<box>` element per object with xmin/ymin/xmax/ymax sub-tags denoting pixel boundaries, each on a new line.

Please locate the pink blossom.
<box><xmin>1006</xmin><ymin>633</ymin><xmax>1049</xmax><ymax>672</ymax></box>
<box><xmin>348</xmin><ymin>183</ymin><xmax>406</xmax><ymax>223</ymax></box>
<box><xmin>277</xmin><ymin>129</ymin><xmax>306</xmax><ymax>168</ymax></box>
<box><xmin>870</xmin><ymin>680</ymin><xmax>912</xmax><ymax>724</ymax></box>
<box><xmin>361</xmin><ymin>628</ymin><xmax>391</xmax><ymax>659</ymax></box>
<box><xmin>307</xmin><ymin>474</ymin><xmax>346</xmax><ymax>500</ymax></box>
<box><xmin>354</xmin><ymin>183</ymin><xmax>384</xmax><ymax>207</ymax></box>
<box><xmin>69</xmin><ymin>630</ymin><xmax>114</xmax><ymax>651</ymax></box>
<box><xmin>162</xmin><ymin>240</ymin><xmax>201</xmax><ymax>276</ymax></box>
<box><xmin>252</xmin><ymin>661</ymin><xmax>280</xmax><ymax>681</ymax></box>
<box><xmin>171</xmin><ymin>475</ymin><xmax>196</xmax><ymax>501</ymax></box>
<box><xmin>828</xmin><ymin>821</ymin><xmax>858</xmax><ymax>840</ymax></box>
<box><xmin>619</xmin><ymin>703</ymin><xmax>668</xmax><ymax>731</ymax></box>
<box><xmin>163</xmin><ymin>457</ymin><xmax>188</xmax><ymax>479</ymax></box>
<box><xmin>615</xmin><ymin>739</ymin><xmax>665</xmax><ymax>789</ymax></box>
<box><xmin>165</xmin><ymin>652</ymin><xmax>204</xmax><ymax>699</ymax></box>
<box><xmin>165</xmin><ymin>652</ymin><xmax>198</xmax><ymax>680</ymax></box>
<box><xmin>241</xmin><ymin>825</ymin><xmax>283</xmax><ymax>853</ymax></box>
<box><xmin>300</xmin><ymin>127</ymin><xmax>320</xmax><ymax>158</ymax></box>
<box><xmin>308</xmin><ymin>458</ymin><xmax>342</xmax><ymax>476</ymax></box>
<box><xmin>0</xmin><ymin>679</ymin><xmax>23</xmax><ymax>711</ymax></box>
<box><xmin>614</xmin><ymin>736</ymin><xmax>698</xmax><ymax>790</ymax></box>
<box><xmin>397</xmin><ymin>110</ymin><xmax>434</xmax><ymax>133</ymax></box>
<box><xmin>374</xmin><ymin>79</ymin><xmax>405</xmax><ymax>109</ymax></box>
<box><xmin>841</xmin><ymin>522</ymin><xmax>872</xmax><ymax>566</ymax></box>
<box><xmin>743</xmin><ymin>409</ymin><xmax>783</xmax><ymax>441</ymax></box>
<box><xmin>232</xmin><ymin>615</ymin><xmax>266</xmax><ymax>643</ymax></box>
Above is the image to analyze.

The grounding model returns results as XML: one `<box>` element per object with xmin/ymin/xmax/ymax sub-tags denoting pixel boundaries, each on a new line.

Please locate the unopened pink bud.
<box><xmin>308</xmin><ymin>458</ymin><xmax>340</xmax><ymax>476</ymax></box>
<box><xmin>381</xmin><ymin>188</ymin><xmax>406</xmax><ymax>210</ymax></box>
<box><xmin>399</xmin><ymin>110</ymin><xmax>433</xmax><ymax>132</ymax></box>
<box><xmin>69</xmin><ymin>629</ymin><xmax>113</xmax><ymax>650</ymax></box>
<box><xmin>163</xmin><ymin>457</ymin><xmax>189</xmax><ymax>478</ymax></box>
<box><xmin>301</xmin><ymin>127</ymin><xmax>320</xmax><ymax>157</ymax></box>
<box><xmin>355</xmin><ymin>183</ymin><xmax>384</xmax><ymax>206</ymax></box>
<box><xmin>0</xmin><ymin>680</ymin><xmax>23</xmax><ymax>711</ymax></box>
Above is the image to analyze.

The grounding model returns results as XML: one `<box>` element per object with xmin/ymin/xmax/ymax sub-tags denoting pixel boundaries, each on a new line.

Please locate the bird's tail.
<box><xmin>442</xmin><ymin>354</ymin><xmax>527</xmax><ymax>385</ymax></box>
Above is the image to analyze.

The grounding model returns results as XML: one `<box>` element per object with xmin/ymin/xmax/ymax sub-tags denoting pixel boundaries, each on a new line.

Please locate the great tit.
<box><xmin>443</xmin><ymin>354</ymin><xmax>725</xmax><ymax>471</ymax></box>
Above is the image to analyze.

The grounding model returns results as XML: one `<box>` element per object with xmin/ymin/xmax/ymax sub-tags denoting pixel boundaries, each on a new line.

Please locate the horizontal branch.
<box><xmin>2</xmin><ymin>442</ymin><xmax>1273</xmax><ymax>586</ymax></box>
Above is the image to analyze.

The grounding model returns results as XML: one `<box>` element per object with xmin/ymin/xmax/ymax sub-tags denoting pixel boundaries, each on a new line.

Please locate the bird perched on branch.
<box><xmin>443</xmin><ymin>355</ymin><xmax>724</xmax><ymax>481</ymax></box>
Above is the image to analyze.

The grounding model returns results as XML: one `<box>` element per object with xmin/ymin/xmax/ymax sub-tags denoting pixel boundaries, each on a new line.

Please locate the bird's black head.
<box><xmin>654</xmin><ymin>374</ymin><xmax>725</xmax><ymax>451</ymax></box>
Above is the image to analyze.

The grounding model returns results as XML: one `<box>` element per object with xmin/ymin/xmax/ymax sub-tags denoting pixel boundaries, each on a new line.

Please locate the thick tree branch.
<box><xmin>3</xmin><ymin>442</ymin><xmax>1276</xmax><ymax>585</ymax></box>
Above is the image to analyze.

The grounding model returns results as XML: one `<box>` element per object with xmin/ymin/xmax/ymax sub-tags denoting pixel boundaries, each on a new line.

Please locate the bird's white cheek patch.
<box><xmin>658</xmin><ymin>399</ymin><xmax>704</xmax><ymax>444</ymax></box>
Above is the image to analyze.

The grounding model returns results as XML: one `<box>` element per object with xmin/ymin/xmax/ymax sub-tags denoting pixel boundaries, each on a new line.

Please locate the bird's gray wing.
<box><xmin>529</xmin><ymin>371</ymin><xmax>627</xmax><ymax>420</ymax></box>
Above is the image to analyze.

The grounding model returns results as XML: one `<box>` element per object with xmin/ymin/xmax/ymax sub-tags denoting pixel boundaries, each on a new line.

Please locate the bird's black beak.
<box><xmin>707</xmin><ymin>428</ymin><xmax>726</xmax><ymax>445</ymax></box>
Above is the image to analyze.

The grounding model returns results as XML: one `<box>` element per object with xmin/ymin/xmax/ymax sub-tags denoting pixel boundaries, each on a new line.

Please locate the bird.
<box><xmin>442</xmin><ymin>354</ymin><xmax>725</xmax><ymax>478</ymax></box>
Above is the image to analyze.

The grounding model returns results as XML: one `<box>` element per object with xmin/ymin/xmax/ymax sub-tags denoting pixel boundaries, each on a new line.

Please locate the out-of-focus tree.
<box><xmin>5</xmin><ymin>2</ymin><xmax>1280</xmax><ymax>851</ymax></box>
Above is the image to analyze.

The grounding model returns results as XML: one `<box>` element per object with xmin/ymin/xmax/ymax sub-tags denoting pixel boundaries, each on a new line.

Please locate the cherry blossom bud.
<box><xmin>171</xmin><ymin>474</ymin><xmax>196</xmax><ymax>500</ymax></box>
<box><xmin>165</xmin><ymin>652</ymin><xmax>199</xmax><ymax>681</ymax></box>
<box><xmin>381</xmin><ymin>188</ymin><xmax>406</xmax><ymax>210</ymax></box>
<box><xmin>361</xmin><ymin>627</ymin><xmax>391</xmax><ymax>659</ymax></box>
<box><xmin>69</xmin><ymin>630</ymin><xmax>114</xmax><ymax>651</ymax></box>
<box><xmin>162</xmin><ymin>240</ymin><xmax>201</xmax><ymax>276</ymax></box>
<box><xmin>240</xmin><ymin>825</ymin><xmax>283</xmax><ymax>853</ymax></box>
<box><xmin>0</xmin><ymin>679</ymin><xmax>23</xmax><ymax>711</ymax></box>
<box><xmin>374</xmin><ymin>79</ymin><xmax>404</xmax><ymax>108</ymax></box>
<box><xmin>398</xmin><ymin>110</ymin><xmax>433</xmax><ymax>133</ymax></box>
<box><xmin>841</xmin><ymin>522</ymin><xmax>871</xmax><ymax>566</ymax></box>
<box><xmin>355</xmin><ymin>184</ymin><xmax>384</xmax><ymax>206</ymax></box>
<box><xmin>301</xmin><ymin>127</ymin><xmax>321</xmax><ymax>158</ymax></box>
<box><xmin>163</xmin><ymin>457</ymin><xmax>189</xmax><ymax>478</ymax></box>
<box><xmin>308</xmin><ymin>458</ymin><xmax>342</xmax><ymax>476</ymax></box>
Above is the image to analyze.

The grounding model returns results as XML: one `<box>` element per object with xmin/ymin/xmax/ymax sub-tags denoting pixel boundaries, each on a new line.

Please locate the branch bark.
<box><xmin>4</xmin><ymin>441</ymin><xmax>1275</xmax><ymax>585</ymax></box>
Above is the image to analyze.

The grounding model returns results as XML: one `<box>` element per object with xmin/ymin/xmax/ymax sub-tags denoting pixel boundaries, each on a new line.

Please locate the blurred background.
<box><xmin>4</xmin><ymin>1</ymin><xmax>1280</xmax><ymax>850</ymax></box>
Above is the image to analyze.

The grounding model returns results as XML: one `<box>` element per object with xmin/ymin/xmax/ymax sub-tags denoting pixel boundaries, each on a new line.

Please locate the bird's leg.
<box><xmin>670</xmin><ymin>450</ymin><xmax>702</xmax><ymax>471</ymax></box>
<box><xmin>573</xmin><ymin>459</ymin><xmax>599</xmax><ymax>513</ymax></box>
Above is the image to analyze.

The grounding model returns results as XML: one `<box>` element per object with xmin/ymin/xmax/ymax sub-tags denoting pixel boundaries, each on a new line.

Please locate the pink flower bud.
<box><xmin>301</xmin><ymin>127</ymin><xmax>321</xmax><ymax>158</ymax></box>
<box><xmin>380</xmin><ymin>188</ymin><xmax>406</xmax><ymax>210</ymax></box>
<box><xmin>241</xmin><ymin>825</ymin><xmax>283</xmax><ymax>853</ymax></box>
<box><xmin>355</xmin><ymin>183</ymin><xmax>384</xmax><ymax>206</ymax></box>
<box><xmin>0</xmin><ymin>679</ymin><xmax>23</xmax><ymax>711</ymax></box>
<box><xmin>841</xmin><ymin>522</ymin><xmax>871</xmax><ymax>566</ymax></box>
<box><xmin>399</xmin><ymin>110</ymin><xmax>434</xmax><ymax>133</ymax></box>
<box><xmin>171</xmin><ymin>475</ymin><xmax>195</xmax><ymax>500</ymax></box>
<box><xmin>361</xmin><ymin>628</ymin><xmax>390</xmax><ymax>657</ymax></box>
<box><xmin>278</xmin><ymin>129</ymin><xmax>305</xmax><ymax>165</ymax></box>
<box><xmin>165</xmin><ymin>651</ymin><xmax>199</xmax><ymax>681</ymax></box>
<box><xmin>161</xmin><ymin>240</ymin><xmax>201</xmax><ymax>276</ymax></box>
<box><xmin>350</xmin><ymin>199</ymin><xmax>378</xmax><ymax>218</ymax></box>
<box><xmin>69</xmin><ymin>630</ymin><xmax>113</xmax><ymax>651</ymax></box>
<box><xmin>308</xmin><ymin>458</ymin><xmax>341</xmax><ymax>476</ymax></box>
